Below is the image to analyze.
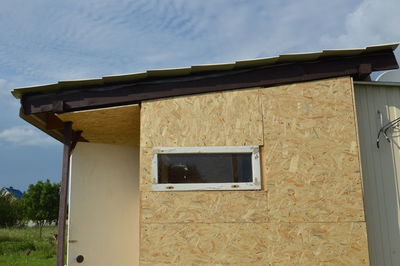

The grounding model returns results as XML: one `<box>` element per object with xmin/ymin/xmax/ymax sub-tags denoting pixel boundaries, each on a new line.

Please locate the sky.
<box><xmin>0</xmin><ymin>0</ymin><xmax>399</xmax><ymax>191</ymax></box>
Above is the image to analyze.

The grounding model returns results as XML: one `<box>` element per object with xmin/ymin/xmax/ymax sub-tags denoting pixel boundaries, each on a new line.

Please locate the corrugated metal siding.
<box><xmin>355</xmin><ymin>84</ymin><xmax>400</xmax><ymax>266</ymax></box>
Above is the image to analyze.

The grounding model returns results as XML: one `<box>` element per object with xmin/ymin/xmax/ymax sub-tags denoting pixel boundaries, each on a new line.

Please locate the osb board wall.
<box><xmin>141</xmin><ymin>222</ymin><xmax>367</xmax><ymax>265</ymax></box>
<box><xmin>140</xmin><ymin>88</ymin><xmax>263</xmax><ymax>147</ymax></box>
<box><xmin>57</xmin><ymin>104</ymin><xmax>140</xmax><ymax>146</ymax></box>
<box><xmin>139</xmin><ymin>77</ymin><xmax>369</xmax><ymax>265</ymax></box>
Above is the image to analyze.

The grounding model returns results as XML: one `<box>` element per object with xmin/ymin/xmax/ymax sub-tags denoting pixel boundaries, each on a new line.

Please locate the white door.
<box><xmin>67</xmin><ymin>142</ymin><xmax>140</xmax><ymax>266</ymax></box>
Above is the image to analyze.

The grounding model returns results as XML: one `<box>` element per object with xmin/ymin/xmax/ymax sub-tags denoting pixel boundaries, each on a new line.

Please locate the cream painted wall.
<box><xmin>67</xmin><ymin>142</ymin><xmax>139</xmax><ymax>266</ymax></box>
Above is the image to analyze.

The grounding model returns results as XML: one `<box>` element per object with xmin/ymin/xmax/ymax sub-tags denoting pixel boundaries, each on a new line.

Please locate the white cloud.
<box><xmin>0</xmin><ymin>126</ymin><xmax>57</xmax><ymax>146</ymax></box>
<box><xmin>0</xmin><ymin>0</ymin><xmax>397</xmax><ymax>90</ymax></box>
<box><xmin>0</xmin><ymin>79</ymin><xmax>20</xmax><ymax>127</ymax></box>
<box><xmin>321</xmin><ymin>0</ymin><xmax>400</xmax><ymax>49</ymax></box>
<box><xmin>0</xmin><ymin>0</ymin><xmax>362</xmax><ymax>85</ymax></box>
<box><xmin>0</xmin><ymin>79</ymin><xmax>11</xmax><ymax>96</ymax></box>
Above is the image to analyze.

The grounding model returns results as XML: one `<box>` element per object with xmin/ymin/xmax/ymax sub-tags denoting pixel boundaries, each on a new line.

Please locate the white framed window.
<box><xmin>152</xmin><ymin>146</ymin><xmax>261</xmax><ymax>191</ymax></box>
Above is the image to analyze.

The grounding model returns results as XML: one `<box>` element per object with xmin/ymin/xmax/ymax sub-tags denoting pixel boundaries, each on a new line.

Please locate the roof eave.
<box><xmin>12</xmin><ymin>42</ymin><xmax>399</xmax><ymax>100</ymax></box>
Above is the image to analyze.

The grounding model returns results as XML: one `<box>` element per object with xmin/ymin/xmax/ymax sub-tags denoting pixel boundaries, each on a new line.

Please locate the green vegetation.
<box><xmin>23</xmin><ymin>180</ymin><xmax>59</xmax><ymax>239</ymax></box>
<box><xmin>0</xmin><ymin>180</ymin><xmax>61</xmax><ymax>265</ymax></box>
<box><xmin>0</xmin><ymin>226</ymin><xmax>57</xmax><ymax>265</ymax></box>
<box><xmin>0</xmin><ymin>195</ymin><xmax>22</xmax><ymax>228</ymax></box>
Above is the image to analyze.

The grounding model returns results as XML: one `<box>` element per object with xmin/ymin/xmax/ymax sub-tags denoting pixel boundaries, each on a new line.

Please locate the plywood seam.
<box><xmin>259</xmin><ymin>88</ymin><xmax>267</xmax><ymax>191</ymax></box>
<box><xmin>351</xmin><ymin>77</ymin><xmax>367</xmax><ymax>212</ymax></box>
<box><xmin>141</xmin><ymin>221</ymin><xmax>367</xmax><ymax>225</ymax></box>
<box><xmin>139</xmin><ymin>191</ymin><xmax>143</xmax><ymax>263</ymax></box>
<box><xmin>258</xmin><ymin>88</ymin><xmax>265</xmax><ymax>148</ymax></box>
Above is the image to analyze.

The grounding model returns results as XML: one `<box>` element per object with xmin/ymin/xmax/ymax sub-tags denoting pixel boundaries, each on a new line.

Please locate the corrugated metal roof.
<box><xmin>11</xmin><ymin>43</ymin><xmax>399</xmax><ymax>99</ymax></box>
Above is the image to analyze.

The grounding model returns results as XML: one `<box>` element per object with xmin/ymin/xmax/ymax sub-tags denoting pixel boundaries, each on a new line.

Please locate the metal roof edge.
<box><xmin>11</xmin><ymin>42</ymin><xmax>400</xmax><ymax>99</ymax></box>
<box><xmin>354</xmin><ymin>80</ymin><xmax>400</xmax><ymax>87</ymax></box>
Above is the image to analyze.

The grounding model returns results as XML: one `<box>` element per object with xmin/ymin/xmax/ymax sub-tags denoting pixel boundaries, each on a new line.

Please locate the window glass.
<box><xmin>157</xmin><ymin>153</ymin><xmax>252</xmax><ymax>184</ymax></box>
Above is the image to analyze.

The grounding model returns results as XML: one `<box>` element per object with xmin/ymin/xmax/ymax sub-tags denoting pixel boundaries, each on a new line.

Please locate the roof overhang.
<box><xmin>11</xmin><ymin>43</ymin><xmax>400</xmax><ymax>144</ymax></box>
<box><xmin>12</xmin><ymin>42</ymin><xmax>399</xmax><ymax>100</ymax></box>
<box><xmin>19</xmin><ymin>48</ymin><xmax>399</xmax><ymax>116</ymax></box>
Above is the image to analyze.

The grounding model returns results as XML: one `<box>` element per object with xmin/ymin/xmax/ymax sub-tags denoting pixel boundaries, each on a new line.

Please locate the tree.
<box><xmin>0</xmin><ymin>194</ymin><xmax>19</xmax><ymax>227</ymax></box>
<box><xmin>22</xmin><ymin>180</ymin><xmax>60</xmax><ymax>238</ymax></box>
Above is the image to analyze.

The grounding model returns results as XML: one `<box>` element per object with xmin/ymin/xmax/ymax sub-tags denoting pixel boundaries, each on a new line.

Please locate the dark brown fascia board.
<box><xmin>21</xmin><ymin>50</ymin><xmax>398</xmax><ymax>115</ymax></box>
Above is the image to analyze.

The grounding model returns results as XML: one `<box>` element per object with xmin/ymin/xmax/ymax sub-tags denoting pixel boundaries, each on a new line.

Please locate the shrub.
<box><xmin>22</xmin><ymin>180</ymin><xmax>60</xmax><ymax>238</ymax></box>
<box><xmin>0</xmin><ymin>195</ymin><xmax>19</xmax><ymax>227</ymax></box>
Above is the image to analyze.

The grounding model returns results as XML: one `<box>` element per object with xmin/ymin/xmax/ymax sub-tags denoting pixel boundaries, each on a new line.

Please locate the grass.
<box><xmin>0</xmin><ymin>226</ymin><xmax>57</xmax><ymax>266</ymax></box>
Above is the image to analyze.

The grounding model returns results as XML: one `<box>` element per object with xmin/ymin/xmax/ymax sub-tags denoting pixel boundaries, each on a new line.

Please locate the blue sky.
<box><xmin>0</xmin><ymin>0</ymin><xmax>399</xmax><ymax>191</ymax></box>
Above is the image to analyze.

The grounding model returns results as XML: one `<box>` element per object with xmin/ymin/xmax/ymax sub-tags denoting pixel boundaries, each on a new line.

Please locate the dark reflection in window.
<box><xmin>158</xmin><ymin>153</ymin><xmax>252</xmax><ymax>183</ymax></box>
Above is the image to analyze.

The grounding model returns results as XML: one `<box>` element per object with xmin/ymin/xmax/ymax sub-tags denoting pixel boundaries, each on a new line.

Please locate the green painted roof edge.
<box><xmin>11</xmin><ymin>43</ymin><xmax>399</xmax><ymax>99</ymax></box>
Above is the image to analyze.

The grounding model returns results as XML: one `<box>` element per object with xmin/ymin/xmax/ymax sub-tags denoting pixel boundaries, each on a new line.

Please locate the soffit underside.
<box><xmin>56</xmin><ymin>104</ymin><xmax>140</xmax><ymax>146</ymax></box>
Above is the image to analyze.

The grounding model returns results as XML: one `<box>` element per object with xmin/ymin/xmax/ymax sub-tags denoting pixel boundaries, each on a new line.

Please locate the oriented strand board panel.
<box><xmin>139</xmin><ymin>77</ymin><xmax>369</xmax><ymax>264</ymax></box>
<box><xmin>139</xmin><ymin>147</ymin><xmax>153</xmax><ymax>191</ymax></box>
<box><xmin>140</xmin><ymin>222</ymin><xmax>368</xmax><ymax>265</ymax></box>
<box><xmin>262</xmin><ymin>77</ymin><xmax>360</xmax><ymax>185</ymax></box>
<box><xmin>140</xmin><ymin>88</ymin><xmax>263</xmax><ymax>147</ymax></box>
<box><xmin>267</xmin><ymin>222</ymin><xmax>369</xmax><ymax>265</ymax></box>
<box><xmin>267</xmin><ymin>177</ymin><xmax>364</xmax><ymax>223</ymax></box>
<box><xmin>261</xmin><ymin>77</ymin><xmax>366</xmax><ymax>223</ymax></box>
<box><xmin>57</xmin><ymin>104</ymin><xmax>140</xmax><ymax>146</ymax></box>
<box><xmin>141</xmin><ymin>191</ymin><xmax>268</xmax><ymax>224</ymax></box>
<box><xmin>141</xmin><ymin>223</ymin><xmax>269</xmax><ymax>265</ymax></box>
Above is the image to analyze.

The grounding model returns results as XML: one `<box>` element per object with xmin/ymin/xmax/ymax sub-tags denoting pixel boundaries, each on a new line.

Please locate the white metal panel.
<box><xmin>355</xmin><ymin>84</ymin><xmax>400</xmax><ymax>266</ymax></box>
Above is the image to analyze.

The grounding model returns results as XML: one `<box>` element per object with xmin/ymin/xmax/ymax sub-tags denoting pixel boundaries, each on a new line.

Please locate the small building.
<box><xmin>0</xmin><ymin>186</ymin><xmax>23</xmax><ymax>200</ymax></box>
<box><xmin>11</xmin><ymin>43</ymin><xmax>400</xmax><ymax>265</ymax></box>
